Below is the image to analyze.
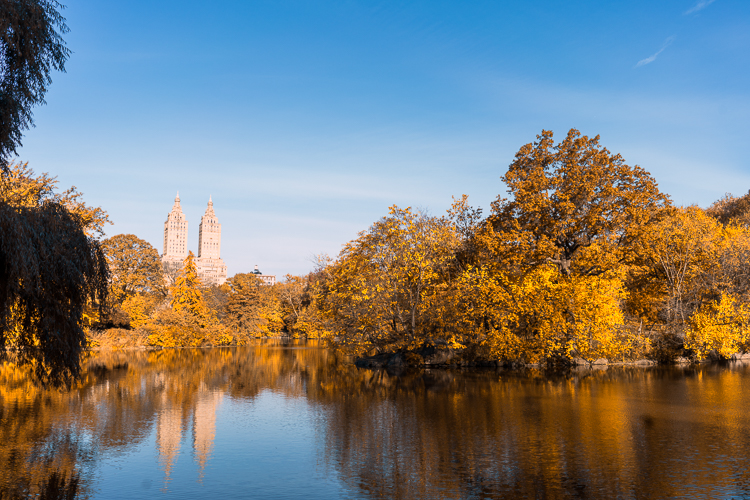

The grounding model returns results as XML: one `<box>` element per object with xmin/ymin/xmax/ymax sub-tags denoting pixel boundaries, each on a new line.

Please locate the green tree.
<box><xmin>101</xmin><ymin>234</ymin><xmax>165</xmax><ymax>305</ymax></box>
<box><xmin>0</xmin><ymin>0</ymin><xmax>70</xmax><ymax>168</ymax></box>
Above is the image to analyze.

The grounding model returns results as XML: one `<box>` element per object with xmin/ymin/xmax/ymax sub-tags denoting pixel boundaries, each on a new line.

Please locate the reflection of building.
<box><xmin>252</xmin><ymin>265</ymin><xmax>276</xmax><ymax>286</ymax></box>
<box><xmin>156</xmin><ymin>404</ymin><xmax>183</xmax><ymax>482</ymax></box>
<box><xmin>193</xmin><ymin>388</ymin><xmax>223</xmax><ymax>477</ymax></box>
<box><xmin>156</xmin><ymin>388</ymin><xmax>224</xmax><ymax>485</ymax></box>
<box><xmin>161</xmin><ymin>194</ymin><xmax>227</xmax><ymax>286</ymax></box>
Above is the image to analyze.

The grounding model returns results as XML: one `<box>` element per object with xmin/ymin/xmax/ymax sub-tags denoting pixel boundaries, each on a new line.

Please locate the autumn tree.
<box><xmin>0</xmin><ymin>5</ymin><xmax>114</xmax><ymax>383</ymax></box>
<box><xmin>629</xmin><ymin>205</ymin><xmax>750</xmax><ymax>359</ymax></box>
<box><xmin>685</xmin><ymin>294</ymin><xmax>750</xmax><ymax>360</ymax></box>
<box><xmin>0</xmin><ymin>164</ymin><xmax>108</xmax><ymax>384</ymax></box>
<box><xmin>464</xmin><ymin>129</ymin><xmax>670</xmax><ymax>362</ymax></box>
<box><xmin>224</xmin><ymin>273</ymin><xmax>265</xmax><ymax>335</ymax></box>
<box><xmin>146</xmin><ymin>252</ymin><xmax>232</xmax><ymax>347</ymax></box>
<box><xmin>320</xmin><ymin>206</ymin><xmax>460</xmax><ymax>354</ymax></box>
<box><xmin>171</xmin><ymin>251</ymin><xmax>202</xmax><ymax>315</ymax></box>
<box><xmin>1</xmin><ymin>162</ymin><xmax>109</xmax><ymax>236</ymax></box>
<box><xmin>101</xmin><ymin>234</ymin><xmax>164</xmax><ymax>305</ymax></box>
<box><xmin>0</xmin><ymin>0</ymin><xmax>70</xmax><ymax>169</ymax></box>
<box><xmin>706</xmin><ymin>191</ymin><xmax>750</xmax><ymax>227</ymax></box>
<box><xmin>488</xmin><ymin>129</ymin><xmax>669</xmax><ymax>277</ymax></box>
<box><xmin>277</xmin><ymin>275</ymin><xmax>306</xmax><ymax>334</ymax></box>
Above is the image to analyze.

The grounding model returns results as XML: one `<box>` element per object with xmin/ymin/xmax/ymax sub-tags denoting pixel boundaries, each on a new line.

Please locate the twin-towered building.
<box><xmin>162</xmin><ymin>193</ymin><xmax>277</xmax><ymax>286</ymax></box>
<box><xmin>162</xmin><ymin>193</ymin><xmax>228</xmax><ymax>286</ymax></box>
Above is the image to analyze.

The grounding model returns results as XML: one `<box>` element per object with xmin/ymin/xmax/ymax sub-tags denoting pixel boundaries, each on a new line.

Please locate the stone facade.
<box><xmin>163</xmin><ymin>192</ymin><xmax>188</xmax><ymax>265</ymax></box>
<box><xmin>252</xmin><ymin>265</ymin><xmax>276</xmax><ymax>286</ymax></box>
<box><xmin>161</xmin><ymin>194</ymin><xmax>227</xmax><ymax>286</ymax></box>
<box><xmin>195</xmin><ymin>197</ymin><xmax>227</xmax><ymax>286</ymax></box>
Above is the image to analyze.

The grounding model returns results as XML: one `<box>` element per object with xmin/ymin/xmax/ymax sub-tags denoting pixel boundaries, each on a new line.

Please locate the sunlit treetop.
<box><xmin>488</xmin><ymin>128</ymin><xmax>671</xmax><ymax>277</ymax></box>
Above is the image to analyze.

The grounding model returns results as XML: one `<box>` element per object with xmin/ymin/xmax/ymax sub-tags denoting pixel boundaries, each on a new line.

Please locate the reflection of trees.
<box><xmin>310</xmin><ymin>365</ymin><xmax>750</xmax><ymax>499</ymax></box>
<box><xmin>0</xmin><ymin>340</ymin><xmax>326</xmax><ymax>497</ymax></box>
<box><xmin>4</xmin><ymin>344</ymin><xmax>750</xmax><ymax>499</ymax></box>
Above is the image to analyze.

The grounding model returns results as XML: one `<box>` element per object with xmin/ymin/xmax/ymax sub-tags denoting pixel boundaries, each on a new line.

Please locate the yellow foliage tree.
<box><xmin>487</xmin><ymin>129</ymin><xmax>669</xmax><ymax>279</ymax></box>
<box><xmin>121</xmin><ymin>294</ymin><xmax>153</xmax><ymax>329</ymax></box>
<box><xmin>472</xmin><ymin>264</ymin><xmax>628</xmax><ymax>364</ymax></box>
<box><xmin>319</xmin><ymin>206</ymin><xmax>459</xmax><ymax>355</ymax></box>
<box><xmin>685</xmin><ymin>294</ymin><xmax>749</xmax><ymax>360</ymax></box>
<box><xmin>171</xmin><ymin>251</ymin><xmax>203</xmax><ymax>316</ymax></box>
<box><xmin>146</xmin><ymin>252</ymin><xmax>231</xmax><ymax>347</ymax></box>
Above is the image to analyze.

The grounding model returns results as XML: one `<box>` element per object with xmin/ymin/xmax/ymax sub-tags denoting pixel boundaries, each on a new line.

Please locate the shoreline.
<box><xmin>353</xmin><ymin>349</ymin><xmax>750</xmax><ymax>370</ymax></box>
<box><xmin>83</xmin><ymin>341</ymin><xmax>750</xmax><ymax>370</ymax></box>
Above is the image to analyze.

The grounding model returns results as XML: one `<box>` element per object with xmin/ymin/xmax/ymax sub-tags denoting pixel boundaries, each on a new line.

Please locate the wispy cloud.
<box><xmin>685</xmin><ymin>0</ymin><xmax>717</xmax><ymax>15</ymax></box>
<box><xmin>635</xmin><ymin>36</ymin><xmax>676</xmax><ymax>67</ymax></box>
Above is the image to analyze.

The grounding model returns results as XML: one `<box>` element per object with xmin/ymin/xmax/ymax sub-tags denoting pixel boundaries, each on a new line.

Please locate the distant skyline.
<box><xmin>15</xmin><ymin>0</ymin><xmax>750</xmax><ymax>277</ymax></box>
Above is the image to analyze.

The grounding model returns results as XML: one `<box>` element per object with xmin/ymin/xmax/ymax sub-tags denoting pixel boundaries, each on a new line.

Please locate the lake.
<box><xmin>2</xmin><ymin>339</ymin><xmax>750</xmax><ymax>499</ymax></box>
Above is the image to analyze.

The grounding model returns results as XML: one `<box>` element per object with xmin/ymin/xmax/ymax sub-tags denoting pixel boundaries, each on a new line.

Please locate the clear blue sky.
<box><xmin>16</xmin><ymin>0</ymin><xmax>750</xmax><ymax>277</ymax></box>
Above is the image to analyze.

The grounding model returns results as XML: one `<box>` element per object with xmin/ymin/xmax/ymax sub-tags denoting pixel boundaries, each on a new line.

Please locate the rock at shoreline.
<box><xmin>421</xmin><ymin>346</ymin><xmax>455</xmax><ymax>366</ymax></box>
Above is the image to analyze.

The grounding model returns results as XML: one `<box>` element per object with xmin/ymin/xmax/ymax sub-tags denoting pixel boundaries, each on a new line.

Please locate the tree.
<box><xmin>146</xmin><ymin>252</ymin><xmax>233</xmax><ymax>347</ymax></box>
<box><xmin>488</xmin><ymin>129</ymin><xmax>670</xmax><ymax>277</ymax></box>
<box><xmin>171</xmin><ymin>251</ymin><xmax>202</xmax><ymax>315</ymax></box>
<box><xmin>456</xmin><ymin>129</ymin><xmax>671</xmax><ymax>363</ymax></box>
<box><xmin>706</xmin><ymin>191</ymin><xmax>750</xmax><ymax>227</ymax></box>
<box><xmin>685</xmin><ymin>294</ymin><xmax>750</xmax><ymax>360</ymax></box>
<box><xmin>320</xmin><ymin>206</ymin><xmax>460</xmax><ymax>354</ymax></box>
<box><xmin>277</xmin><ymin>275</ymin><xmax>305</xmax><ymax>333</ymax></box>
<box><xmin>2</xmin><ymin>162</ymin><xmax>109</xmax><ymax>236</ymax></box>
<box><xmin>0</xmin><ymin>6</ymin><xmax>109</xmax><ymax>384</ymax></box>
<box><xmin>101</xmin><ymin>234</ymin><xmax>165</xmax><ymax>305</ymax></box>
<box><xmin>0</xmin><ymin>165</ymin><xmax>108</xmax><ymax>385</ymax></box>
<box><xmin>1</xmin><ymin>0</ymin><xmax>70</xmax><ymax>169</ymax></box>
<box><xmin>224</xmin><ymin>273</ymin><xmax>264</xmax><ymax>334</ymax></box>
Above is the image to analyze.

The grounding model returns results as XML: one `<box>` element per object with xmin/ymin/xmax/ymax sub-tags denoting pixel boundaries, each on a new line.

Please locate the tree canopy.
<box><xmin>0</xmin><ymin>0</ymin><xmax>70</xmax><ymax>169</ymax></box>
<box><xmin>488</xmin><ymin>129</ymin><xmax>670</xmax><ymax>277</ymax></box>
<box><xmin>101</xmin><ymin>234</ymin><xmax>165</xmax><ymax>305</ymax></box>
<box><xmin>0</xmin><ymin>164</ymin><xmax>108</xmax><ymax>385</ymax></box>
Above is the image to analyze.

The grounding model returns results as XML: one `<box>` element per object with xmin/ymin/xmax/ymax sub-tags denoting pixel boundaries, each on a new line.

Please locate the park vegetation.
<box><xmin>92</xmin><ymin>242</ymin><xmax>323</xmax><ymax>349</ymax></box>
<box><xmin>84</xmin><ymin>129</ymin><xmax>750</xmax><ymax>366</ymax></box>
<box><xmin>4</xmin><ymin>128</ymin><xmax>749</xmax><ymax>372</ymax></box>
<box><xmin>1</xmin><ymin>163</ymin><xmax>109</xmax><ymax>385</ymax></box>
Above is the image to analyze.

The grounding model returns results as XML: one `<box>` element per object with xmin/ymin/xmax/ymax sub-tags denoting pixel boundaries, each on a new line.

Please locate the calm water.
<box><xmin>2</xmin><ymin>340</ymin><xmax>750</xmax><ymax>499</ymax></box>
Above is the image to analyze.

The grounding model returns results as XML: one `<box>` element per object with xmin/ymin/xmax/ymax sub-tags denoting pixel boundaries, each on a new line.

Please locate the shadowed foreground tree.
<box><xmin>0</xmin><ymin>0</ymin><xmax>70</xmax><ymax>169</ymax></box>
<box><xmin>0</xmin><ymin>3</ymin><xmax>110</xmax><ymax>383</ymax></box>
<box><xmin>0</xmin><ymin>165</ymin><xmax>108</xmax><ymax>385</ymax></box>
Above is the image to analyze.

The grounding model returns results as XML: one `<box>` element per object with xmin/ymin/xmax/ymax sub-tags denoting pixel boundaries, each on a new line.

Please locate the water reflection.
<box><xmin>2</xmin><ymin>342</ymin><xmax>750</xmax><ymax>499</ymax></box>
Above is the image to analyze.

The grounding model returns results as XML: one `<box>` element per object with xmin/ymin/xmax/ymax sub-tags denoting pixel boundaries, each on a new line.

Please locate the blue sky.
<box><xmin>16</xmin><ymin>0</ymin><xmax>750</xmax><ymax>277</ymax></box>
